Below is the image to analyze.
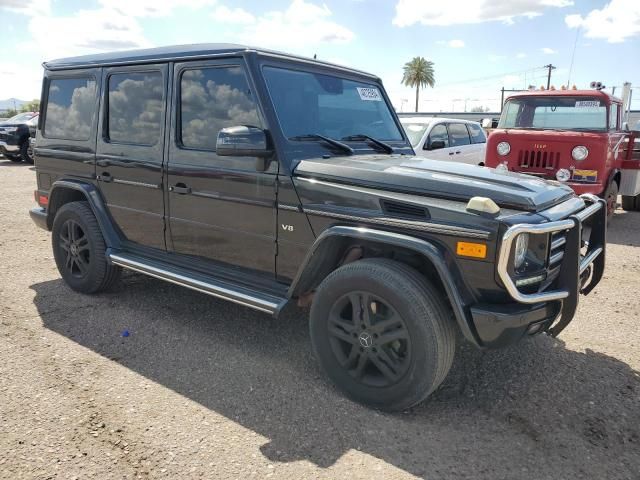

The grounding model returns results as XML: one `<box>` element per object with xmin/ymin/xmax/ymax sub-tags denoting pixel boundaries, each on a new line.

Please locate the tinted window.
<box><xmin>609</xmin><ymin>104</ymin><xmax>618</xmax><ymax>130</ymax></box>
<box><xmin>44</xmin><ymin>77</ymin><xmax>96</xmax><ymax>140</ymax></box>
<box><xmin>448</xmin><ymin>123</ymin><xmax>471</xmax><ymax>146</ymax></box>
<box><xmin>180</xmin><ymin>66</ymin><xmax>260</xmax><ymax>151</ymax></box>
<box><xmin>263</xmin><ymin>67</ymin><xmax>403</xmax><ymax>142</ymax></box>
<box><xmin>466</xmin><ymin>123</ymin><xmax>486</xmax><ymax>144</ymax></box>
<box><xmin>108</xmin><ymin>72</ymin><xmax>163</xmax><ymax>145</ymax></box>
<box><xmin>426</xmin><ymin>123</ymin><xmax>449</xmax><ymax>149</ymax></box>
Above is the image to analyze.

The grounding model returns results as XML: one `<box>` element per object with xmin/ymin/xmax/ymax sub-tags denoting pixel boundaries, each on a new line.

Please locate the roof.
<box><xmin>43</xmin><ymin>43</ymin><xmax>378</xmax><ymax>79</ymax></box>
<box><xmin>505</xmin><ymin>89</ymin><xmax>621</xmax><ymax>103</ymax></box>
<box><xmin>399</xmin><ymin>116</ymin><xmax>480</xmax><ymax>124</ymax></box>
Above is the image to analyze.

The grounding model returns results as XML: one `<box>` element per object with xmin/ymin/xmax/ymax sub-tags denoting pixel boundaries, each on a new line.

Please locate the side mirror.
<box><xmin>216</xmin><ymin>126</ymin><xmax>273</xmax><ymax>158</ymax></box>
<box><xmin>428</xmin><ymin>139</ymin><xmax>446</xmax><ymax>150</ymax></box>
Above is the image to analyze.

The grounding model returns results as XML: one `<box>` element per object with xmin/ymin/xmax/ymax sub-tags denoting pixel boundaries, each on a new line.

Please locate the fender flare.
<box><xmin>288</xmin><ymin>226</ymin><xmax>480</xmax><ymax>346</ymax></box>
<box><xmin>605</xmin><ymin>167</ymin><xmax>621</xmax><ymax>192</ymax></box>
<box><xmin>47</xmin><ymin>179</ymin><xmax>122</xmax><ymax>248</ymax></box>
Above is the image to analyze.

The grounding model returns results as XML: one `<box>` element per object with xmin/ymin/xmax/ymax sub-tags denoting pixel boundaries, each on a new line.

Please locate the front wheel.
<box><xmin>23</xmin><ymin>139</ymin><xmax>34</xmax><ymax>164</ymax></box>
<box><xmin>4</xmin><ymin>153</ymin><xmax>22</xmax><ymax>163</ymax></box>
<box><xmin>52</xmin><ymin>201</ymin><xmax>121</xmax><ymax>293</ymax></box>
<box><xmin>309</xmin><ymin>258</ymin><xmax>456</xmax><ymax>411</ymax></box>
<box><xmin>603</xmin><ymin>180</ymin><xmax>619</xmax><ymax>222</ymax></box>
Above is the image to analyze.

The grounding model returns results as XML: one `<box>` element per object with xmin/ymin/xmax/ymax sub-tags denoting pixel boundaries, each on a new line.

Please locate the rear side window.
<box><xmin>108</xmin><ymin>71</ymin><xmax>163</xmax><ymax>146</ymax></box>
<box><xmin>180</xmin><ymin>66</ymin><xmax>260</xmax><ymax>151</ymax></box>
<box><xmin>448</xmin><ymin>123</ymin><xmax>471</xmax><ymax>146</ymax></box>
<box><xmin>466</xmin><ymin>123</ymin><xmax>486</xmax><ymax>144</ymax></box>
<box><xmin>44</xmin><ymin>77</ymin><xmax>96</xmax><ymax>140</ymax></box>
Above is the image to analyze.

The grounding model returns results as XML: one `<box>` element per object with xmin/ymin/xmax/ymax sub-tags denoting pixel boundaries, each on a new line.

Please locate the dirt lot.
<box><xmin>0</xmin><ymin>161</ymin><xmax>639</xmax><ymax>479</ymax></box>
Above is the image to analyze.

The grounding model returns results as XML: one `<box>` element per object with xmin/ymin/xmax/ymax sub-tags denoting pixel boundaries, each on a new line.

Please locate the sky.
<box><xmin>1</xmin><ymin>0</ymin><xmax>639</xmax><ymax>112</ymax></box>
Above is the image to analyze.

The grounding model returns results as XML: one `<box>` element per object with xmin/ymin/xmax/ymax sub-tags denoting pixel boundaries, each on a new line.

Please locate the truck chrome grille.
<box><xmin>518</xmin><ymin>150</ymin><xmax>560</xmax><ymax>170</ymax></box>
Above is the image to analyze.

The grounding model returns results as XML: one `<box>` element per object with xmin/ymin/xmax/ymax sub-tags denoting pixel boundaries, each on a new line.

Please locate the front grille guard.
<box><xmin>497</xmin><ymin>194</ymin><xmax>606</xmax><ymax>305</ymax></box>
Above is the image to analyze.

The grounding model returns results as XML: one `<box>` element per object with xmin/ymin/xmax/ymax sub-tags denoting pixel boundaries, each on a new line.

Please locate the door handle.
<box><xmin>455</xmin><ymin>151</ymin><xmax>462</xmax><ymax>154</ymax></box>
<box><xmin>99</xmin><ymin>172</ymin><xmax>113</xmax><ymax>183</ymax></box>
<box><xmin>170</xmin><ymin>184</ymin><xmax>191</xmax><ymax>194</ymax></box>
<box><xmin>448</xmin><ymin>151</ymin><xmax>455</xmax><ymax>155</ymax></box>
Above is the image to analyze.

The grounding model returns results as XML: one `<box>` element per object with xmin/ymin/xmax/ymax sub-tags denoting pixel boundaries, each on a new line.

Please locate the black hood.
<box><xmin>294</xmin><ymin>154</ymin><xmax>575</xmax><ymax>212</ymax></box>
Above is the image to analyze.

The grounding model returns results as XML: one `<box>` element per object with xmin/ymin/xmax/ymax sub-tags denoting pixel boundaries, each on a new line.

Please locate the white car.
<box><xmin>400</xmin><ymin>117</ymin><xmax>487</xmax><ymax>166</ymax></box>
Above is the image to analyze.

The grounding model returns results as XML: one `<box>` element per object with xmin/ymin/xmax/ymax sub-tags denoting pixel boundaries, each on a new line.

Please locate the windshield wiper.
<box><xmin>341</xmin><ymin>134</ymin><xmax>394</xmax><ymax>154</ymax></box>
<box><xmin>289</xmin><ymin>134</ymin><xmax>354</xmax><ymax>155</ymax></box>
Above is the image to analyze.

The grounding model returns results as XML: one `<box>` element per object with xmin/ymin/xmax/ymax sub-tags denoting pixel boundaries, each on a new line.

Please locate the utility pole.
<box><xmin>544</xmin><ymin>64</ymin><xmax>556</xmax><ymax>89</ymax></box>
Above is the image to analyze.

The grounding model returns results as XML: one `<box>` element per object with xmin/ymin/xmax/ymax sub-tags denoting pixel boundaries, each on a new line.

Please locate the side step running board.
<box><xmin>107</xmin><ymin>251</ymin><xmax>287</xmax><ymax>316</ymax></box>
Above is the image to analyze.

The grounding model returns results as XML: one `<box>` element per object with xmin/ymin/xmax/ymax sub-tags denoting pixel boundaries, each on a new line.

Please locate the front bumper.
<box><xmin>30</xmin><ymin>207</ymin><xmax>48</xmax><ymax>230</ymax></box>
<box><xmin>0</xmin><ymin>140</ymin><xmax>19</xmax><ymax>154</ymax></box>
<box><xmin>479</xmin><ymin>194</ymin><xmax>606</xmax><ymax>345</ymax></box>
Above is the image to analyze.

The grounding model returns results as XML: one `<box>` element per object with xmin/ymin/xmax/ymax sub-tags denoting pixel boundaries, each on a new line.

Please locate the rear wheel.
<box><xmin>52</xmin><ymin>201</ymin><xmax>121</xmax><ymax>293</ymax></box>
<box><xmin>621</xmin><ymin>195</ymin><xmax>640</xmax><ymax>212</ymax></box>
<box><xmin>4</xmin><ymin>153</ymin><xmax>22</xmax><ymax>163</ymax></box>
<box><xmin>22</xmin><ymin>139</ymin><xmax>34</xmax><ymax>164</ymax></box>
<box><xmin>309</xmin><ymin>258</ymin><xmax>456</xmax><ymax>411</ymax></box>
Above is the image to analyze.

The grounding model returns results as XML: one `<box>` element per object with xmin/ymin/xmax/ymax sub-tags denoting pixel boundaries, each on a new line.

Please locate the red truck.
<box><xmin>486</xmin><ymin>87</ymin><xmax>640</xmax><ymax>219</ymax></box>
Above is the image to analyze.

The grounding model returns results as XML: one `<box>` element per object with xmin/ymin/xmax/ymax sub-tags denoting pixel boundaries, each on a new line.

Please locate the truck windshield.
<box><xmin>263</xmin><ymin>66</ymin><xmax>404</xmax><ymax>142</ymax></box>
<box><xmin>499</xmin><ymin>96</ymin><xmax>607</xmax><ymax>131</ymax></box>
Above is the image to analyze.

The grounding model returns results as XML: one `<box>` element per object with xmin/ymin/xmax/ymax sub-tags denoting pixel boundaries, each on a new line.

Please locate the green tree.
<box><xmin>402</xmin><ymin>57</ymin><xmax>435</xmax><ymax>113</ymax></box>
<box><xmin>21</xmin><ymin>99</ymin><xmax>40</xmax><ymax>113</ymax></box>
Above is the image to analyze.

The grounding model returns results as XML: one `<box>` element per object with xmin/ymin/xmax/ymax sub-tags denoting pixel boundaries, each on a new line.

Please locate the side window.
<box><xmin>426</xmin><ymin>123</ymin><xmax>449</xmax><ymax>149</ymax></box>
<box><xmin>466</xmin><ymin>123</ymin><xmax>486</xmax><ymax>144</ymax></box>
<box><xmin>180</xmin><ymin>66</ymin><xmax>260</xmax><ymax>151</ymax></box>
<box><xmin>448</xmin><ymin>123</ymin><xmax>471</xmax><ymax>147</ymax></box>
<box><xmin>44</xmin><ymin>77</ymin><xmax>96</xmax><ymax>140</ymax></box>
<box><xmin>108</xmin><ymin>71</ymin><xmax>163</xmax><ymax>146</ymax></box>
<box><xmin>609</xmin><ymin>104</ymin><xmax>619</xmax><ymax>130</ymax></box>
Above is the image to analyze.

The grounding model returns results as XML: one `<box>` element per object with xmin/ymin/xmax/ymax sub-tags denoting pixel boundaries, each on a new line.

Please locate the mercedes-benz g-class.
<box><xmin>30</xmin><ymin>44</ymin><xmax>606</xmax><ymax>411</ymax></box>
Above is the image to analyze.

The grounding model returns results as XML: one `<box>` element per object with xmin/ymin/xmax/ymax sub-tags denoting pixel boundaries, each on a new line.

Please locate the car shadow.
<box><xmin>0</xmin><ymin>160</ymin><xmax>30</xmax><ymax>167</ymax></box>
<box><xmin>31</xmin><ymin>275</ymin><xmax>640</xmax><ymax>478</ymax></box>
<box><xmin>608</xmin><ymin>208</ymin><xmax>640</xmax><ymax>247</ymax></box>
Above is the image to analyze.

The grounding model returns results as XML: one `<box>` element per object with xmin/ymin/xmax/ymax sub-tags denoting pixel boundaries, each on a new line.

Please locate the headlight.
<box><xmin>4</xmin><ymin>127</ymin><xmax>18</xmax><ymax>133</ymax></box>
<box><xmin>495</xmin><ymin>162</ymin><xmax>509</xmax><ymax>173</ymax></box>
<box><xmin>496</xmin><ymin>142</ymin><xmax>511</xmax><ymax>156</ymax></box>
<box><xmin>572</xmin><ymin>145</ymin><xmax>589</xmax><ymax>161</ymax></box>
<box><xmin>556</xmin><ymin>168</ymin><xmax>571</xmax><ymax>182</ymax></box>
<box><xmin>514</xmin><ymin>233</ymin><xmax>529</xmax><ymax>269</ymax></box>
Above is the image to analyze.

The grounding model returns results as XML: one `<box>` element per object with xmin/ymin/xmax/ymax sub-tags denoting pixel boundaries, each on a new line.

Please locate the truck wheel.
<box><xmin>52</xmin><ymin>201</ymin><xmax>121</xmax><ymax>294</ymax></box>
<box><xmin>603</xmin><ymin>180</ymin><xmax>619</xmax><ymax>221</ymax></box>
<box><xmin>5</xmin><ymin>153</ymin><xmax>22</xmax><ymax>163</ymax></box>
<box><xmin>23</xmin><ymin>139</ymin><xmax>34</xmax><ymax>164</ymax></box>
<box><xmin>621</xmin><ymin>195</ymin><xmax>640</xmax><ymax>212</ymax></box>
<box><xmin>309</xmin><ymin>258</ymin><xmax>456</xmax><ymax>411</ymax></box>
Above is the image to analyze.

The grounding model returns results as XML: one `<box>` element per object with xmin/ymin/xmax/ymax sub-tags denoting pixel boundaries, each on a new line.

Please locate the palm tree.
<box><xmin>402</xmin><ymin>57</ymin><xmax>435</xmax><ymax>112</ymax></box>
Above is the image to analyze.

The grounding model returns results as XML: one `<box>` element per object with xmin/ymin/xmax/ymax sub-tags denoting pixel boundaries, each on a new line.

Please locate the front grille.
<box><xmin>518</xmin><ymin>150</ymin><xmax>560</xmax><ymax>170</ymax></box>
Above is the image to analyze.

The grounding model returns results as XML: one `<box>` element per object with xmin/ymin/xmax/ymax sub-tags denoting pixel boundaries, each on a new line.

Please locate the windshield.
<box><xmin>499</xmin><ymin>96</ymin><xmax>607</xmax><ymax>131</ymax></box>
<box><xmin>7</xmin><ymin>112</ymin><xmax>36</xmax><ymax>123</ymax></box>
<box><xmin>400</xmin><ymin>122</ymin><xmax>430</xmax><ymax>146</ymax></box>
<box><xmin>263</xmin><ymin>66</ymin><xmax>404</xmax><ymax>142</ymax></box>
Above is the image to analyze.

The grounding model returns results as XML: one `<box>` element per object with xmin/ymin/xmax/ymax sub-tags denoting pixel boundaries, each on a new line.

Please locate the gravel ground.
<box><xmin>0</xmin><ymin>161</ymin><xmax>639</xmax><ymax>480</ymax></box>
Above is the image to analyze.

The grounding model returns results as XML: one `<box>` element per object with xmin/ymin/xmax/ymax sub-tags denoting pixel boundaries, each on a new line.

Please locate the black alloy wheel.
<box><xmin>327</xmin><ymin>291</ymin><xmax>412</xmax><ymax>388</ymax></box>
<box><xmin>57</xmin><ymin>218</ymin><xmax>91</xmax><ymax>279</ymax></box>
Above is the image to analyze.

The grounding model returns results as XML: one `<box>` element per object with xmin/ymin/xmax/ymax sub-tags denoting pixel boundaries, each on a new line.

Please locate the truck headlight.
<box><xmin>572</xmin><ymin>145</ymin><xmax>588</xmax><ymax>161</ymax></box>
<box><xmin>514</xmin><ymin>233</ymin><xmax>529</xmax><ymax>269</ymax></box>
<box><xmin>497</xmin><ymin>142</ymin><xmax>511</xmax><ymax>156</ymax></box>
<box><xmin>4</xmin><ymin>127</ymin><xmax>18</xmax><ymax>133</ymax></box>
<box><xmin>556</xmin><ymin>168</ymin><xmax>571</xmax><ymax>182</ymax></box>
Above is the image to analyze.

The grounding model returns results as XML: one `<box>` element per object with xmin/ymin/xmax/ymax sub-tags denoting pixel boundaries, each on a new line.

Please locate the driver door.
<box><xmin>422</xmin><ymin>123</ymin><xmax>452</xmax><ymax>160</ymax></box>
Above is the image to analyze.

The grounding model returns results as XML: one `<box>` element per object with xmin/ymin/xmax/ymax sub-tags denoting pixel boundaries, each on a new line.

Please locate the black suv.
<box><xmin>30</xmin><ymin>44</ymin><xmax>607</xmax><ymax>411</ymax></box>
<box><xmin>0</xmin><ymin>111</ymin><xmax>38</xmax><ymax>163</ymax></box>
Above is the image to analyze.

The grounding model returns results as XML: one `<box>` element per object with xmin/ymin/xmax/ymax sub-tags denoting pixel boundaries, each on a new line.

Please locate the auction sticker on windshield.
<box><xmin>357</xmin><ymin>87</ymin><xmax>382</xmax><ymax>101</ymax></box>
<box><xmin>575</xmin><ymin>100</ymin><xmax>600</xmax><ymax>108</ymax></box>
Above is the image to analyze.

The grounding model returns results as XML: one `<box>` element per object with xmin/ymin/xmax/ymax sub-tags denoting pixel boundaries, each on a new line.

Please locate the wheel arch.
<box><xmin>47</xmin><ymin>180</ymin><xmax>121</xmax><ymax>248</ymax></box>
<box><xmin>289</xmin><ymin>226</ymin><xmax>480</xmax><ymax>345</ymax></box>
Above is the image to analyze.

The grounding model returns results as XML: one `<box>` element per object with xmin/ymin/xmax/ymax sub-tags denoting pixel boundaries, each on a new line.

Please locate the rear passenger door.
<box><xmin>447</xmin><ymin>122</ymin><xmax>477</xmax><ymax>165</ymax></box>
<box><xmin>166</xmin><ymin>59</ymin><xmax>277</xmax><ymax>278</ymax></box>
<box><xmin>96</xmin><ymin>65</ymin><xmax>168</xmax><ymax>250</ymax></box>
<box><xmin>465</xmin><ymin>122</ymin><xmax>487</xmax><ymax>165</ymax></box>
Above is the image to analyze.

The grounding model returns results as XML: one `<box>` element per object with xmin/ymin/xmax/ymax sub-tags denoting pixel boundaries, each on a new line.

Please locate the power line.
<box><xmin>435</xmin><ymin>66</ymin><xmax>547</xmax><ymax>88</ymax></box>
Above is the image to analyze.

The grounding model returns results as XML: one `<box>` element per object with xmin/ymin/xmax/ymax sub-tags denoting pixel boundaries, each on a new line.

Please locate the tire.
<box><xmin>621</xmin><ymin>195</ymin><xmax>640</xmax><ymax>212</ymax></box>
<box><xmin>309</xmin><ymin>258</ymin><xmax>456</xmax><ymax>412</ymax></box>
<box><xmin>52</xmin><ymin>201</ymin><xmax>121</xmax><ymax>294</ymax></box>
<box><xmin>603</xmin><ymin>180</ymin><xmax>619</xmax><ymax>222</ymax></box>
<box><xmin>22</xmin><ymin>139</ymin><xmax>34</xmax><ymax>164</ymax></box>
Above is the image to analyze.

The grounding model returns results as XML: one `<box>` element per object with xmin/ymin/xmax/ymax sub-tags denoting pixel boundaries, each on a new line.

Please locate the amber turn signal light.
<box><xmin>456</xmin><ymin>241</ymin><xmax>487</xmax><ymax>259</ymax></box>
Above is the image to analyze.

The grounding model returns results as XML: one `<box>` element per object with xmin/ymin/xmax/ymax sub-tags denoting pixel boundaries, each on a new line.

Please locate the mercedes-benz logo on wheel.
<box><xmin>358</xmin><ymin>331</ymin><xmax>373</xmax><ymax>348</ymax></box>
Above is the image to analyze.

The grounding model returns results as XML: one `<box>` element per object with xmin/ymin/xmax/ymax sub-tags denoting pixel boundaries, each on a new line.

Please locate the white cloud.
<box><xmin>516</xmin><ymin>52</ymin><xmax>527</xmax><ymax>58</ymax></box>
<box><xmin>0</xmin><ymin>0</ymin><xmax>49</xmax><ymax>16</ymax></box>
<box><xmin>28</xmin><ymin>8</ymin><xmax>151</xmax><ymax>60</ymax></box>
<box><xmin>541</xmin><ymin>47</ymin><xmax>557</xmax><ymax>54</ymax></box>
<box><xmin>448</xmin><ymin>39</ymin><xmax>465</xmax><ymax>48</ymax></box>
<box><xmin>211</xmin><ymin>5</ymin><xmax>256</xmax><ymax>24</ymax></box>
<box><xmin>488</xmin><ymin>54</ymin><xmax>506</xmax><ymax>62</ymax></box>
<box><xmin>216</xmin><ymin>0</ymin><xmax>354</xmax><ymax>49</ymax></box>
<box><xmin>393</xmin><ymin>0</ymin><xmax>573</xmax><ymax>27</ymax></box>
<box><xmin>98</xmin><ymin>0</ymin><xmax>216</xmax><ymax>17</ymax></box>
<box><xmin>0</xmin><ymin>62</ymin><xmax>43</xmax><ymax>101</ymax></box>
<box><xmin>565</xmin><ymin>0</ymin><xmax>640</xmax><ymax>43</ymax></box>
